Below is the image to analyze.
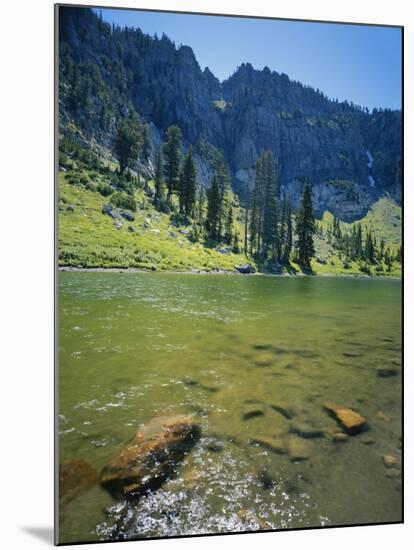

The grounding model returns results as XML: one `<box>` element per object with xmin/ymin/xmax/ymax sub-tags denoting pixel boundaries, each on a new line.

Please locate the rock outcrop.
<box><xmin>100</xmin><ymin>415</ymin><xmax>200</xmax><ymax>498</ymax></box>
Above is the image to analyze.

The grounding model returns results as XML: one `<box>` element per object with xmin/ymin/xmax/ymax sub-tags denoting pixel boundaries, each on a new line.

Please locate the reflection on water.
<box><xmin>58</xmin><ymin>273</ymin><xmax>402</xmax><ymax>543</ymax></box>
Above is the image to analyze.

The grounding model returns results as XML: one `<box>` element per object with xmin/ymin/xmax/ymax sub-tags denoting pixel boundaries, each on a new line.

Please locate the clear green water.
<box><xmin>58</xmin><ymin>272</ymin><xmax>402</xmax><ymax>543</ymax></box>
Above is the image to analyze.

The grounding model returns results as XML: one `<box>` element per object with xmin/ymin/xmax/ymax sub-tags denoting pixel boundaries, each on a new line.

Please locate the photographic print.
<box><xmin>56</xmin><ymin>4</ymin><xmax>403</xmax><ymax>544</ymax></box>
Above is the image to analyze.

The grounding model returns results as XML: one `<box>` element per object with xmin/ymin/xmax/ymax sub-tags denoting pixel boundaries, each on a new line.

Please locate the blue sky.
<box><xmin>95</xmin><ymin>8</ymin><xmax>402</xmax><ymax>111</ymax></box>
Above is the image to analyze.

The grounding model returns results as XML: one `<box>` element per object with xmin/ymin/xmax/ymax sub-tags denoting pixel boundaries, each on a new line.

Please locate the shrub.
<box><xmin>110</xmin><ymin>191</ymin><xmax>137</xmax><ymax>211</ymax></box>
<box><xmin>97</xmin><ymin>182</ymin><xmax>114</xmax><ymax>197</ymax></box>
<box><xmin>85</xmin><ymin>181</ymin><xmax>97</xmax><ymax>192</ymax></box>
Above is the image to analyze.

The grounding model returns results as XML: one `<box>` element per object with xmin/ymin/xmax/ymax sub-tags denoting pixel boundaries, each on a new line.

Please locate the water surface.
<box><xmin>58</xmin><ymin>272</ymin><xmax>402</xmax><ymax>543</ymax></box>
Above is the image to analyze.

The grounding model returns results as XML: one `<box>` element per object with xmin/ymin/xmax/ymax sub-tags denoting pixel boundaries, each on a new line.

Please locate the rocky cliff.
<box><xmin>58</xmin><ymin>6</ymin><xmax>402</xmax><ymax>221</ymax></box>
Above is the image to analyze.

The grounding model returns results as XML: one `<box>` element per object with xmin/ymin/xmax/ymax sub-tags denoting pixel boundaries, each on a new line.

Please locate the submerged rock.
<box><xmin>385</xmin><ymin>469</ymin><xmax>401</xmax><ymax>479</ymax></box>
<box><xmin>360</xmin><ymin>437</ymin><xmax>376</xmax><ymax>445</ymax></box>
<box><xmin>242</xmin><ymin>408</ymin><xmax>264</xmax><ymax>420</ymax></box>
<box><xmin>377</xmin><ymin>411</ymin><xmax>392</xmax><ymax>422</ymax></box>
<box><xmin>100</xmin><ymin>415</ymin><xmax>200</xmax><ymax>498</ymax></box>
<box><xmin>237</xmin><ymin>509</ymin><xmax>269</xmax><ymax>530</ymax></box>
<box><xmin>383</xmin><ymin>454</ymin><xmax>398</xmax><ymax>468</ymax></box>
<box><xmin>182</xmin><ymin>469</ymin><xmax>203</xmax><ymax>489</ymax></box>
<box><xmin>59</xmin><ymin>458</ymin><xmax>98</xmax><ymax>507</ymax></box>
<box><xmin>257</xmin><ymin>468</ymin><xmax>277</xmax><ymax>489</ymax></box>
<box><xmin>287</xmin><ymin>436</ymin><xmax>310</xmax><ymax>461</ymax></box>
<box><xmin>270</xmin><ymin>402</ymin><xmax>295</xmax><ymax>420</ymax></box>
<box><xmin>377</xmin><ymin>368</ymin><xmax>399</xmax><ymax>378</ymax></box>
<box><xmin>331</xmin><ymin>430</ymin><xmax>348</xmax><ymax>442</ymax></box>
<box><xmin>249</xmin><ymin>436</ymin><xmax>287</xmax><ymax>455</ymax></box>
<box><xmin>323</xmin><ymin>403</ymin><xmax>367</xmax><ymax>435</ymax></box>
<box><xmin>252</xmin><ymin>343</ymin><xmax>272</xmax><ymax>351</ymax></box>
<box><xmin>253</xmin><ymin>353</ymin><xmax>274</xmax><ymax>367</ymax></box>
<box><xmin>290</xmin><ymin>422</ymin><xmax>325</xmax><ymax>439</ymax></box>
<box><xmin>204</xmin><ymin>437</ymin><xmax>224</xmax><ymax>453</ymax></box>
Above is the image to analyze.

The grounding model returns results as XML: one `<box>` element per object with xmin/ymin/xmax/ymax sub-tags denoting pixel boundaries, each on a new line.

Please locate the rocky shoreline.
<box><xmin>58</xmin><ymin>266</ymin><xmax>401</xmax><ymax>280</ymax></box>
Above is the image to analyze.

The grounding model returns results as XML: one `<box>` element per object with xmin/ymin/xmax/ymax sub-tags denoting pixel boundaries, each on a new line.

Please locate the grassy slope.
<box><xmin>58</xmin><ymin>173</ymin><xmax>249</xmax><ymax>271</ymax></box>
<box><xmin>59</xmin><ymin>172</ymin><xmax>401</xmax><ymax>276</ymax></box>
<box><xmin>303</xmin><ymin>197</ymin><xmax>402</xmax><ymax>277</ymax></box>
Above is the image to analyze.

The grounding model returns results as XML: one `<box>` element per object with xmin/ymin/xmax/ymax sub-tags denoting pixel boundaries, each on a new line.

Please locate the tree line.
<box><xmin>320</xmin><ymin>215</ymin><xmax>402</xmax><ymax>273</ymax></box>
<box><xmin>111</xmin><ymin>110</ymin><xmax>400</xmax><ymax>273</ymax></box>
<box><xmin>112</xmin><ymin>112</ymin><xmax>315</xmax><ymax>268</ymax></box>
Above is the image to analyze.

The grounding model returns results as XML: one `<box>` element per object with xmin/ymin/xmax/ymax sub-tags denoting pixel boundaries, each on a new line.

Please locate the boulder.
<box><xmin>235</xmin><ymin>264</ymin><xmax>254</xmax><ymax>274</ymax></box>
<box><xmin>127</xmin><ymin>225</ymin><xmax>135</xmax><ymax>233</ymax></box>
<box><xmin>102</xmin><ymin>203</ymin><xmax>113</xmax><ymax>214</ymax></box>
<box><xmin>120</xmin><ymin>210</ymin><xmax>135</xmax><ymax>222</ymax></box>
<box><xmin>59</xmin><ymin>458</ymin><xmax>98</xmax><ymax>507</ymax></box>
<box><xmin>323</xmin><ymin>403</ymin><xmax>366</xmax><ymax>434</ymax></box>
<box><xmin>100</xmin><ymin>415</ymin><xmax>200</xmax><ymax>498</ymax></box>
<box><xmin>109</xmin><ymin>210</ymin><xmax>122</xmax><ymax>220</ymax></box>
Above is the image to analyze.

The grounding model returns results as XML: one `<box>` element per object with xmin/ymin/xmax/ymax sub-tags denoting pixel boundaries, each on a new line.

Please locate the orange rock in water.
<box><xmin>323</xmin><ymin>403</ymin><xmax>366</xmax><ymax>435</ymax></box>
<box><xmin>100</xmin><ymin>415</ymin><xmax>200</xmax><ymax>498</ymax></box>
<box><xmin>59</xmin><ymin>458</ymin><xmax>98</xmax><ymax>507</ymax></box>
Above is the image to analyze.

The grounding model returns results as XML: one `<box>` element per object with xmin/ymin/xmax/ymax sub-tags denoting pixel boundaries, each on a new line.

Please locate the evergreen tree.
<box><xmin>282</xmin><ymin>199</ymin><xmax>293</xmax><ymax>264</ymax></box>
<box><xmin>216</xmin><ymin>161</ymin><xmax>232</xmax><ymax>239</ymax></box>
<box><xmin>142</xmin><ymin>124</ymin><xmax>152</xmax><ymax>161</ymax></box>
<box><xmin>396</xmin><ymin>245</ymin><xmax>403</xmax><ymax>263</ymax></box>
<box><xmin>178</xmin><ymin>146</ymin><xmax>197</xmax><ymax>218</ymax></box>
<box><xmin>295</xmin><ymin>180</ymin><xmax>316</xmax><ymax>269</ymax></box>
<box><xmin>163</xmin><ymin>125</ymin><xmax>182</xmax><ymax>198</ymax></box>
<box><xmin>113</xmin><ymin>109</ymin><xmax>143</xmax><ymax>174</ymax></box>
<box><xmin>261</xmin><ymin>151</ymin><xmax>279</xmax><ymax>260</ymax></box>
<box><xmin>206</xmin><ymin>175</ymin><xmax>221</xmax><ymax>240</ymax></box>
<box><xmin>225</xmin><ymin>205</ymin><xmax>234</xmax><ymax>245</ymax></box>
<box><xmin>250</xmin><ymin>156</ymin><xmax>265</xmax><ymax>255</ymax></box>
<box><xmin>154</xmin><ymin>148</ymin><xmax>165</xmax><ymax>201</ymax></box>
<box><xmin>379</xmin><ymin>237</ymin><xmax>385</xmax><ymax>261</ymax></box>
<box><xmin>364</xmin><ymin>230</ymin><xmax>375</xmax><ymax>263</ymax></box>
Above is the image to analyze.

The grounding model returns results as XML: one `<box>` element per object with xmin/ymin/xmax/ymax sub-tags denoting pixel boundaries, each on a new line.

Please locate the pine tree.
<box><xmin>154</xmin><ymin>148</ymin><xmax>165</xmax><ymax>201</ymax></box>
<box><xmin>355</xmin><ymin>224</ymin><xmax>363</xmax><ymax>259</ymax></box>
<box><xmin>295</xmin><ymin>180</ymin><xmax>316</xmax><ymax>269</ymax></box>
<box><xmin>225</xmin><ymin>205</ymin><xmax>234</xmax><ymax>245</ymax></box>
<box><xmin>142</xmin><ymin>124</ymin><xmax>152</xmax><ymax>161</ymax></box>
<box><xmin>178</xmin><ymin>146</ymin><xmax>197</xmax><ymax>218</ymax></box>
<box><xmin>163</xmin><ymin>125</ymin><xmax>182</xmax><ymax>199</ymax></box>
<box><xmin>261</xmin><ymin>151</ymin><xmax>279</xmax><ymax>260</ymax></box>
<box><xmin>113</xmin><ymin>109</ymin><xmax>143</xmax><ymax>174</ymax></box>
<box><xmin>250</xmin><ymin>156</ymin><xmax>265</xmax><ymax>255</ymax></box>
<box><xmin>364</xmin><ymin>230</ymin><xmax>375</xmax><ymax>263</ymax></box>
<box><xmin>282</xmin><ymin>199</ymin><xmax>293</xmax><ymax>264</ymax></box>
<box><xmin>206</xmin><ymin>175</ymin><xmax>221</xmax><ymax>240</ymax></box>
<box><xmin>216</xmin><ymin>161</ymin><xmax>231</xmax><ymax>239</ymax></box>
<box><xmin>379</xmin><ymin>237</ymin><xmax>385</xmax><ymax>261</ymax></box>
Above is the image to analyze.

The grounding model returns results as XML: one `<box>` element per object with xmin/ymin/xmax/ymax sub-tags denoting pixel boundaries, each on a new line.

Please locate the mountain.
<box><xmin>58</xmin><ymin>6</ymin><xmax>402</xmax><ymax>222</ymax></box>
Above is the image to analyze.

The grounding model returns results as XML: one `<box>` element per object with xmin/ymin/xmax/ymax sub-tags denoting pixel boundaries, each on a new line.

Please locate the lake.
<box><xmin>58</xmin><ymin>272</ymin><xmax>402</xmax><ymax>543</ymax></box>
